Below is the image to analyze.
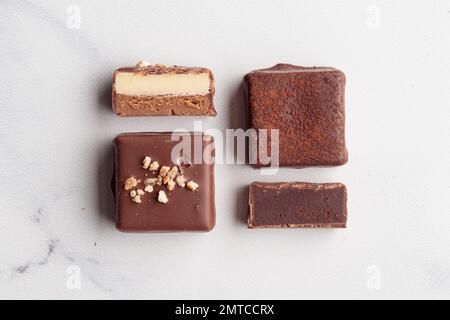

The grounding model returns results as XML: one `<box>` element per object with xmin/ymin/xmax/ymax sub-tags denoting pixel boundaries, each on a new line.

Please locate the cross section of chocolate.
<box><xmin>112</xmin><ymin>63</ymin><xmax>216</xmax><ymax>116</ymax></box>
<box><xmin>248</xmin><ymin>182</ymin><xmax>347</xmax><ymax>228</ymax></box>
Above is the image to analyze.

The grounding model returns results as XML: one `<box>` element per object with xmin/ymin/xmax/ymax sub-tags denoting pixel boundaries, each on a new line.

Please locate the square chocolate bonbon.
<box><xmin>114</xmin><ymin>132</ymin><xmax>215</xmax><ymax>232</ymax></box>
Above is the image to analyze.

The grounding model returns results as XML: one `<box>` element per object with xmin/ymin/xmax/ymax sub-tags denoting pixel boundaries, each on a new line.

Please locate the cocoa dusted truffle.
<box><xmin>244</xmin><ymin>64</ymin><xmax>348</xmax><ymax>167</ymax></box>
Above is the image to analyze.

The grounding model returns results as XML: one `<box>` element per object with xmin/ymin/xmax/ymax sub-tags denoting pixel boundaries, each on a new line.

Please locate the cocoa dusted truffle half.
<box><xmin>248</xmin><ymin>182</ymin><xmax>347</xmax><ymax>228</ymax></box>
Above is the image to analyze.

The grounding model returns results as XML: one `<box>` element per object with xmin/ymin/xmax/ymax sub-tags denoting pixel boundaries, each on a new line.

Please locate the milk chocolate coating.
<box><xmin>244</xmin><ymin>64</ymin><xmax>348</xmax><ymax>167</ymax></box>
<box><xmin>248</xmin><ymin>182</ymin><xmax>347</xmax><ymax>228</ymax></box>
<box><xmin>114</xmin><ymin>132</ymin><xmax>215</xmax><ymax>232</ymax></box>
<box><xmin>112</xmin><ymin>65</ymin><xmax>216</xmax><ymax>117</ymax></box>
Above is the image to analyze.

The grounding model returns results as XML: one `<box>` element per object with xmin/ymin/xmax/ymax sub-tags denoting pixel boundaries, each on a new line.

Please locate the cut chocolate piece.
<box><xmin>114</xmin><ymin>132</ymin><xmax>215</xmax><ymax>232</ymax></box>
<box><xmin>248</xmin><ymin>182</ymin><xmax>347</xmax><ymax>228</ymax></box>
<box><xmin>244</xmin><ymin>64</ymin><xmax>348</xmax><ymax>167</ymax></box>
<box><xmin>112</xmin><ymin>63</ymin><xmax>216</xmax><ymax>116</ymax></box>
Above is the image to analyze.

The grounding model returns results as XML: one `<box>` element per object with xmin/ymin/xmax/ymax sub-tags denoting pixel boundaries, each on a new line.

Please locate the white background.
<box><xmin>1</xmin><ymin>0</ymin><xmax>449</xmax><ymax>299</ymax></box>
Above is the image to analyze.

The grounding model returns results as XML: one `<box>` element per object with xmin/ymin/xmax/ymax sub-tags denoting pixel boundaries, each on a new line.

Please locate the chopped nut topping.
<box><xmin>155</xmin><ymin>63</ymin><xmax>166</xmax><ymax>68</ymax></box>
<box><xmin>149</xmin><ymin>161</ymin><xmax>159</xmax><ymax>171</ymax></box>
<box><xmin>136</xmin><ymin>60</ymin><xmax>151</xmax><ymax>68</ymax></box>
<box><xmin>167</xmin><ymin>180</ymin><xmax>176</xmax><ymax>191</ymax></box>
<box><xmin>157</xmin><ymin>190</ymin><xmax>169</xmax><ymax>204</ymax></box>
<box><xmin>131</xmin><ymin>195</ymin><xmax>142</xmax><ymax>203</ymax></box>
<box><xmin>175</xmin><ymin>175</ymin><xmax>187</xmax><ymax>187</ymax></box>
<box><xmin>162</xmin><ymin>176</ymin><xmax>171</xmax><ymax>184</ymax></box>
<box><xmin>159</xmin><ymin>166</ymin><xmax>170</xmax><ymax>177</ymax></box>
<box><xmin>125</xmin><ymin>155</ymin><xmax>199</xmax><ymax>204</ymax></box>
<box><xmin>142</xmin><ymin>156</ymin><xmax>151</xmax><ymax>169</ymax></box>
<box><xmin>124</xmin><ymin>177</ymin><xmax>138</xmax><ymax>190</ymax></box>
<box><xmin>186</xmin><ymin>181</ymin><xmax>199</xmax><ymax>191</ymax></box>
<box><xmin>144</xmin><ymin>178</ymin><xmax>157</xmax><ymax>186</ymax></box>
<box><xmin>167</xmin><ymin>166</ymin><xmax>178</xmax><ymax>179</ymax></box>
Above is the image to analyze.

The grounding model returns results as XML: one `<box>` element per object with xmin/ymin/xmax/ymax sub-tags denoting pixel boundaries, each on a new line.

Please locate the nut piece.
<box><xmin>144</xmin><ymin>178</ymin><xmax>157</xmax><ymax>186</ymax></box>
<box><xmin>167</xmin><ymin>166</ymin><xmax>179</xmax><ymax>179</ymax></box>
<box><xmin>156</xmin><ymin>175</ymin><xmax>163</xmax><ymax>185</ymax></box>
<box><xmin>186</xmin><ymin>181</ymin><xmax>199</xmax><ymax>191</ymax></box>
<box><xmin>131</xmin><ymin>195</ymin><xmax>142</xmax><ymax>203</ymax></box>
<box><xmin>155</xmin><ymin>63</ymin><xmax>166</xmax><ymax>68</ymax></box>
<box><xmin>167</xmin><ymin>180</ymin><xmax>176</xmax><ymax>191</ymax></box>
<box><xmin>136</xmin><ymin>60</ymin><xmax>151</xmax><ymax>68</ymax></box>
<box><xmin>142</xmin><ymin>156</ymin><xmax>151</xmax><ymax>169</ymax></box>
<box><xmin>157</xmin><ymin>190</ymin><xmax>169</xmax><ymax>204</ymax></box>
<box><xmin>136</xmin><ymin>189</ymin><xmax>145</xmax><ymax>196</ymax></box>
<box><xmin>175</xmin><ymin>175</ymin><xmax>187</xmax><ymax>187</ymax></box>
<box><xmin>144</xmin><ymin>185</ymin><xmax>154</xmax><ymax>193</ymax></box>
<box><xmin>130</xmin><ymin>190</ymin><xmax>137</xmax><ymax>198</ymax></box>
<box><xmin>124</xmin><ymin>177</ymin><xmax>138</xmax><ymax>190</ymax></box>
<box><xmin>159</xmin><ymin>166</ymin><xmax>170</xmax><ymax>177</ymax></box>
<box><xmin>162</xmin><ymin>176</ymin><xmax>171</xmax><ymax>184</ymax></box>
<box><xmin>149</xmin><ymin>161</ymin><xmax>159</xmax><ymax>171</ymax></box>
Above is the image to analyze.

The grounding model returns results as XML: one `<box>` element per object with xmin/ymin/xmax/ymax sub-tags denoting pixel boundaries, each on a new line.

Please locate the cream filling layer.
<box><xmin>115</xmin><ymin>71</ymin><xmax>211</xmax><ymax>96</ymax></box>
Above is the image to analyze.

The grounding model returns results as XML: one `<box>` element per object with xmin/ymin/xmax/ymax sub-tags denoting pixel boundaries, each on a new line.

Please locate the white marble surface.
<box><xmin>1</xmin><ymin>0</ymin><xmax>449</xmax><ymax>299</ymax></box>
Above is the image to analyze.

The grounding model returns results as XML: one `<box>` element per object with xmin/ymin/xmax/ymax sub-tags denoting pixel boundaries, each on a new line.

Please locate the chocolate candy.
<box><xmin>244</xmin><ymin>64</ymin><xmax>348</xmax><ymax>167</ymax></box>
<box><xmin>112</xmin><ymin>61</ymin><xmax>216</xmax><ymax>116</ymax></box>
<box><xmin>114</xmin><ymin>132</ymin><xmax>215</xmax><ymax>232</ymax></box>
<box><xmin>248</xmin><ymin>182</ymin><xmax>347</xmax><ymax>228</ymax></box>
